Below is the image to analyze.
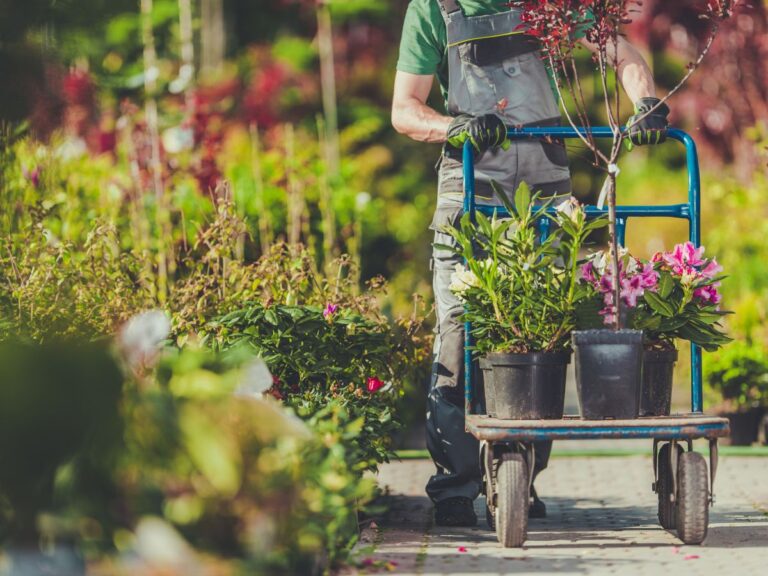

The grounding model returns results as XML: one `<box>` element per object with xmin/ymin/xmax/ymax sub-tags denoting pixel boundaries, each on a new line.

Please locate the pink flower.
<box><xmin>694</xmin><ymin>283</ymin><xmax>722</xmax><ymax>306</ymax></box>
<box><xmin>323</xmin><ymin>303</ymin><xmax>339</xmax><ymax>320</ymax></box>
<box><xmin>662</xmin><ymin>242</ymin><xmax>706</xmax><ymax>275</ymax></box>
<box><xmin>580</xmin><ymin>261</ymin><xmax>596</xmax><ymax>284</ymax></box>
<box><xmin>600</xmin><ymin>307</ymin><xmax>617</xmax><ymax>326</ymax></box>
<box><xmin>639</xmin><ymin>264</ymin><xmax>659</xmax><ymax>290</ymax></box>
<box><xmin>23</xmin><ymin>166</ymin><xmax>41</xmax><ymax>188</ymax></box>
<box><xmin>620</xmin><ymin>275</ymin><xmax>645</xmax><ymax>308</ymax></box>
<box><xmin>457</xmin><ymin>546</ymin><xmax>468</xmax><ymax>553</ymax></box>
<box><xmin>366</xmin><ymin>377</ymin><xmax>386</xmax><ymax>393</ymax></box>
<box><xmin>599</xmin><ymin>274</ymin><xmax>614</xmax><ymax>294</ymax></box>
<box><xmin>701</xmin><ymin>258</ymin><xmax>723</xmax><ymax>279</ymax></box>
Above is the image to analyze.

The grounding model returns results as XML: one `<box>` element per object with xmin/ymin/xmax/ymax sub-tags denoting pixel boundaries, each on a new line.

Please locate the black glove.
<box><xmin>627</xmin><ymin>97</ymin><xmax>670</xmax><ymax>146</ymax></box>
<box><xmin>447</xmin><ymin>113</ymin><xmax>509</xmax><ymax>154</ymax></box>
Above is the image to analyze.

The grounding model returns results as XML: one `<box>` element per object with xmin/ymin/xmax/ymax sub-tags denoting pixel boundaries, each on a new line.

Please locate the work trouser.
<box><xmin>425</xmin><ymin>141</ymin><xmax>569</xmax><ymax>504</ymax></box>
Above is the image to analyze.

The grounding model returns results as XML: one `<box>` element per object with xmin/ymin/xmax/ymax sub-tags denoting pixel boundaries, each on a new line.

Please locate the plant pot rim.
<box><xmin>573</xmin><ymin>329</ymin><xmax>643</xmax><ymax>345</ymax></box>
<box><xmin>644</xmin><ymin>348</ymin><xmax>679</xmax><ymax>362</ymax></box>
<box><xmin>486</xmin><ymin>350</ymin><xmax>572</xmax><ymax>366</ymax></box>
<box><xmin>644</xmin><ymin>340</ymin><xmax>676</xmax><ymax>352</ymax></box>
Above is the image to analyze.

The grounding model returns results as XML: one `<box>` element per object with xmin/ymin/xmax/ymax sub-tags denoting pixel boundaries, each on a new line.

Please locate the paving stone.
<box><xmin>350</xmin><ymin>454</ymin><xmax>768</xmax><ymax>575</ymax></box>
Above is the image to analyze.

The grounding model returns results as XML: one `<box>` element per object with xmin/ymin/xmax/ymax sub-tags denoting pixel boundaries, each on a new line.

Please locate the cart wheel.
<box><xmin>657</xmin><ymin>443</ymin><xmax>683</xmax><ymax>530</ymax></box>
<box><xmin>495</xmin><ymin>452</ymin><xmax>528</xmax><ymax>548</ymax></box>
<box><xmin>486</xmin><ymin>503</ymin><xmax>496</xmax><ymax>531</ymax></box>
<box><xmin>676</xmin><ymin>451</ymin><xmax>709</xmax><ymax>545</ymax></box>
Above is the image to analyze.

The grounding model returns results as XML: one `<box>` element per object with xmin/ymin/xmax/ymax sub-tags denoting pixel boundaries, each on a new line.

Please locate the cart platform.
<box><xmin>466</xmin><ymin>414</ymin><xmax>730</xmax><ymax>442</ymax></box>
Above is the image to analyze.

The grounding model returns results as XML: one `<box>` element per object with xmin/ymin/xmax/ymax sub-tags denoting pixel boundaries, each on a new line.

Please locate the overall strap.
<box><xmin>437</xmin><ymin>0</ymin><xmax>462</xmax><ymax>22</ymax></box>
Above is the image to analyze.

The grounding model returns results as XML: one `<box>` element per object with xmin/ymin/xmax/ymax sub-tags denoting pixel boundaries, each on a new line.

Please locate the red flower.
<box><xmin>366</xmin><ymin>377</ymin><xmax>386</xmax><ymax>394</ymax></box>
<box><xmin>62</xmin><ymin>70</ymin><xmax>96</xmax><ymax>108</ymax></box>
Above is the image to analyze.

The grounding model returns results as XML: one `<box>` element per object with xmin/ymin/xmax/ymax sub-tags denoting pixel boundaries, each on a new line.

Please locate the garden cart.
<box><xmin>461</xmin><ymin>127</ymin><xmax>730</xmax><ymax>548</ymax></box>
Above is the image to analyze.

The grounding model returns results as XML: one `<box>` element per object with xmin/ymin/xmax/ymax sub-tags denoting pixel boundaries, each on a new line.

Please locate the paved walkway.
<box><xmin>351</xmin><ymin>453</ymin><xmax>768</xmax><ymax>575</ymax></box>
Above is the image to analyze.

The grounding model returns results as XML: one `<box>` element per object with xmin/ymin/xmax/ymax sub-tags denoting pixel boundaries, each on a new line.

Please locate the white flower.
<box><xmin>625</xmin><ymin>255</ymin><xmax>640</xmax><ymax>275</ymax></box>
<box><xmin>356</xmin><ymin>191</ymin><xmax>371</xmax><ymax>211</ymax></box>
<box><xmin>556</xmin><ymin>197</ymin><xmax>584</xmax><ymax>223</ymax></box>
<box><xmin>479</xmin><ymin>257</ymin><xmax>495</xmax><ymax>271</ymax></box>
<box><xmin>588</xmin><ymin>251</ymin><xmax>609</xmax><ymax>275</ymax></box>
<box><xmin>118</xmin><ymin>310</ymin><xmax>171</xmax><ymax>371</ymax></box>
<box><xmin>589</xmin><ymin>247</ymin><xmax>630</xmax><ymax>276</ymax></box>
<box><xmin>449</xmin><ymin>264</ymin><xmax>480</xmax><ymax>297</ymax></box>
<box><xmin>234</xmin><ymin>358</ymin><xmax>274</xmax><ymax>398</ymax></box>
<box><xmin>162</xmin><ymin>126</ymin><xmax>195</xmax><ymax>154</ymax></box>
<box><xmin>133</xmin><ymin>516</ymin><xmax>197</xmax><ymax>566</ymax></box>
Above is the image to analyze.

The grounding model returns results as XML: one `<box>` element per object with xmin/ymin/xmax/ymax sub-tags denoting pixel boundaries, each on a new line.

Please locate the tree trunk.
<box><xmin>317</xmin><ymin>1</ymin><xmax>340</xmax><ymax>178</ymax></box>
<box><xmin>201</xmin><ymin>0</ymin><xmax>226</xmax><ymax>75</ymax></box>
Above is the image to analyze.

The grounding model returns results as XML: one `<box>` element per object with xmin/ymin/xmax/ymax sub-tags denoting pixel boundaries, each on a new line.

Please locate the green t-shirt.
<box><xmin>396</xmin><ymin>0</ymin><xmax>591</xmax><ymax>108</ymax></box>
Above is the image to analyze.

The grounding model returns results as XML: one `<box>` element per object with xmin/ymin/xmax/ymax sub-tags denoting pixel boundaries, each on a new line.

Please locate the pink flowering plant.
<box><xmin>578</xmin><ymin>242</ymin><xmax>732</xmax><ymax>351</ymax></box>
<box><xmin>512</xmin><ymin>0</ymin><xmax>737</xmax><ymax>330</ymax></box>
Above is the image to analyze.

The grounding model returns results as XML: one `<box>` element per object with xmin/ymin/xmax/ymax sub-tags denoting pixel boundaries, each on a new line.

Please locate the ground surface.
<box><xmin>350</xmin><ymin>447</ymin><xmax>768</xmax><ymax>575</ymax></box>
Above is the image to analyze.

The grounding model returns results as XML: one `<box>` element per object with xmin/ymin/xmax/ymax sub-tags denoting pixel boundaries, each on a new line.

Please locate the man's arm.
<box><xmin>391</xmin><ymin>71</ymin><xmax>452</xmax><ymax>143</ymax></box>
<box><xmin>577</xmin><ymin>35</ymin><xmax>657</xmax><ymax>103</ymax></box>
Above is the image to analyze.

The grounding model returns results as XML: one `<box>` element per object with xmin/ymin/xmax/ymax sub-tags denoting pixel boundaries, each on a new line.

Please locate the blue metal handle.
<box><xmin>462</xmin><ymin>127</ymin><xmax>704</xmax><ymax>418</ymax></box>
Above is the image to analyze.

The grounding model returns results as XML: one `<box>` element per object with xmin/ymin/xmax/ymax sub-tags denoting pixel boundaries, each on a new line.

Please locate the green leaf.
<box><xmin>490</xmin><ymin>180</ymin><xmax>515</xmax><ymax>216</ymax></box>
<box><xmin>264</xmin><ymin>308</ymin><xmax>279</xmax><ymax>326</ymax></box>
<box><xmin>658</xmin><ymin>272</ymin><xmax>674</xmax><ymax>299</ymax></box>
<box><xmin>514</xmin><ymin>181</ymin><xmax>532</xmax><ymax>218</ymax></box>
<box><xmin>180</xmin><ymin>406</ymin><xmax>242</xmax><ymax>497</ymax></box>
<box><xmin>644</xmin><ymin>291</ymin><xmax>675</xmax><ymax>318</ymax></box>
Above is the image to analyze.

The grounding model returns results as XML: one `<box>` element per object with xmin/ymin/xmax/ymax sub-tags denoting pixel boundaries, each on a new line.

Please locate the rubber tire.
<box><xmin>495</xmin><ymin>452</ymin><xmax>529</xmax><ymax>547</ymax></box>
<box><xmin>657</xmin><ymin>443</ymin><xmax>683</xmax><ymax>530</ymax></box>
<box><xmin>676</xmin><ymin>451</ymin><xmax>710</xmax><ymax>545</ymax></box>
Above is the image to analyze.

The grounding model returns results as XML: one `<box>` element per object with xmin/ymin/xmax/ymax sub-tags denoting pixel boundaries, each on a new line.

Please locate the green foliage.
<box><xmin>205</xmin><ymin>303</ymin><xmax>402</xmax><ymax>469</ymax></box>
<box><xmin>0</xmin><ymin>340</ymin><xmax>123</xmax><ymax>543</ymax></box>
<box><xmin>704</xmin><ymin>341</ymin><xmax>768</xmax><ymax>409</ymax></box>
<box><xmin>133</xmin><ymin>345</ymin><xmax>374</xmax><ymax>573</ymax></box>
<box><xmin>633</xmin><ymin>270</ymin><xmax>732</xmax><ymax>351</ymax></box>
<box><xmin>0</xmin><ymin>341</ymin><xmax>376</xmax><ymax>572</ymax></box>
<box><xmin>443</xmin><ymin>184</ymin><xmax>606</xmax><ymax>354</ymax></box>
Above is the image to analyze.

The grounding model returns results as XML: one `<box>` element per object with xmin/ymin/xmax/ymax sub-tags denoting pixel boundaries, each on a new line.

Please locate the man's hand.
<box><xmin>447</xmin><ymin>114</ymin><xmax>509</xmax><ymax>154</ymax></box>
<box><xmin>627</xmin><ymin>97</ymin><xmax>670</xmax><ymax>146</ymax></box>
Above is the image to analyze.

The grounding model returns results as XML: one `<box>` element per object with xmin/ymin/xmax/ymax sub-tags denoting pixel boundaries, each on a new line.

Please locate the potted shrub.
<box><xmin>514</xmin><ymin>1</ymin><xmax>736</xmax><ymax>420</ymax></box>
<box><xmin>705</xmin><ymin>341</ymin><xmax>768</xmax><ymax>445</ymax></box>
<box><xmin>444</xmin><ymin>185</ymin><xmax>605</xmax><ymax>419</ymax></box>
<box><xmin>578</xmin><ymin>242</ymin><xmax>732</xmax><ymax>416</ymax></box>
<box><xmin>573</xmin><ymin>249</ymin><xmax>652</xmax><ymax>418</ymax></box>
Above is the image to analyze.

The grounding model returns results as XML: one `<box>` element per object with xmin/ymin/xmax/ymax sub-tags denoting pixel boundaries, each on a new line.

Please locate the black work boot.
<box><xmin>529</xmin><ymin>486</ymin><xmax>547</xmax><ymax>519</ymax></box>
<box><xmin>434</xmin><ymin>497</ymin><xmax>478</xmax><ymax>527</ymax></box>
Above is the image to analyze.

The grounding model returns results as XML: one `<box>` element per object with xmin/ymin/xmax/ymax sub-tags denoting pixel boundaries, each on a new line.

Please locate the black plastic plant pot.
<box><xmin>640</xmin><ymin>348</ymin><xmax>678</xmax><ymax>417</ymax></box>
<box><xmin>573</xmin><ymin>330</ymin><xmax>644</xmax><ymax>420</ymax></box>
<box><xmin>723</xmin><ymin>407</ymin><xmax>765</xmax><ymax>446</ymax></box>
<box><xmin>485</xmin><ymin>351</ymin><xmax>571</xmax><ymax>420</ymax></box>
<box><xmin>479</xmin><ymin>358</ymin><xmax>496</xmax><ymax>417</ymax></box>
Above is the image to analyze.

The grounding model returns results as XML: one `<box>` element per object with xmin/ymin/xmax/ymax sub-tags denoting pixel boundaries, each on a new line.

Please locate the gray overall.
<box><xmin>426</xmin><ymin>0</ymin><xmax>572</xmax><ymax>503</ymax></box>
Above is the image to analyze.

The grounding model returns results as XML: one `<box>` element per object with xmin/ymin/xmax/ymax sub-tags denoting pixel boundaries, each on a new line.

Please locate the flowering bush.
<box><xmin>578</xmin><ymin>242</ymin><xmax>732</xmax><ymax>350</ymax></box>
<box><xmin>204</xmin><ymin>303</ymin><xmax>413</xmax><ymax>470</ymax></box>
<box><xmin>444</xmin><ymin>185</ymin><xmax>607</xmax><ymax>354</ymax></box>
<box><xmin>513</xmin><ymin>0</ymin><xmax>737</xmax><ymax>330</ymax></box>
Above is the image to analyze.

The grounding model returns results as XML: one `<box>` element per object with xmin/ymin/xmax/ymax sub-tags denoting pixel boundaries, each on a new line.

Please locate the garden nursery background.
<box><xmin>0</xmin><ymin>0</ymin><xmax>766</xmax><ymax>574</ymax></box>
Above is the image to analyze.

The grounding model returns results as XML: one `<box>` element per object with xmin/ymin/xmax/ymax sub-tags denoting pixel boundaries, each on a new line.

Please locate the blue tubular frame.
<box><xmin>462</xmin><ymin>127</ymin><xmax>704</xmax><ymax>421</ymax></box>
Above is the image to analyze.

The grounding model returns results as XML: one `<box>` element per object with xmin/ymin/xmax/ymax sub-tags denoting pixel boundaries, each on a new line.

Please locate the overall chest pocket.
<box><xmin>455</xmin><ymin>34</ymin><xmax>543</xmax><ymax>114</ymax></box>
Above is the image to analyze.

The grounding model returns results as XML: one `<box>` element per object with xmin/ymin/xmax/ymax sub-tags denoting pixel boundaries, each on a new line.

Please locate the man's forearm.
<box><xmin>613</xmin><ymin>37</ymin><xmax>657</xmax><ymax>103</ymax></box>
<box><xmin>391</xmin><ymin>98</ymin><xmax>452</xmax><ymax>143</ymax></box>
<box><xmin>580</xmin><ymin>36</ymin><xmax>657</xmax><ymax>104</ymax></box>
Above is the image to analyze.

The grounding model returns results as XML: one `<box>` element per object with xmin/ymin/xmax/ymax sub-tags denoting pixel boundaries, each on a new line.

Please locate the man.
<box><xmin>391</xmin><ymin>0</ymin><xmax>670</xmax><ymax>527</ymax></box>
